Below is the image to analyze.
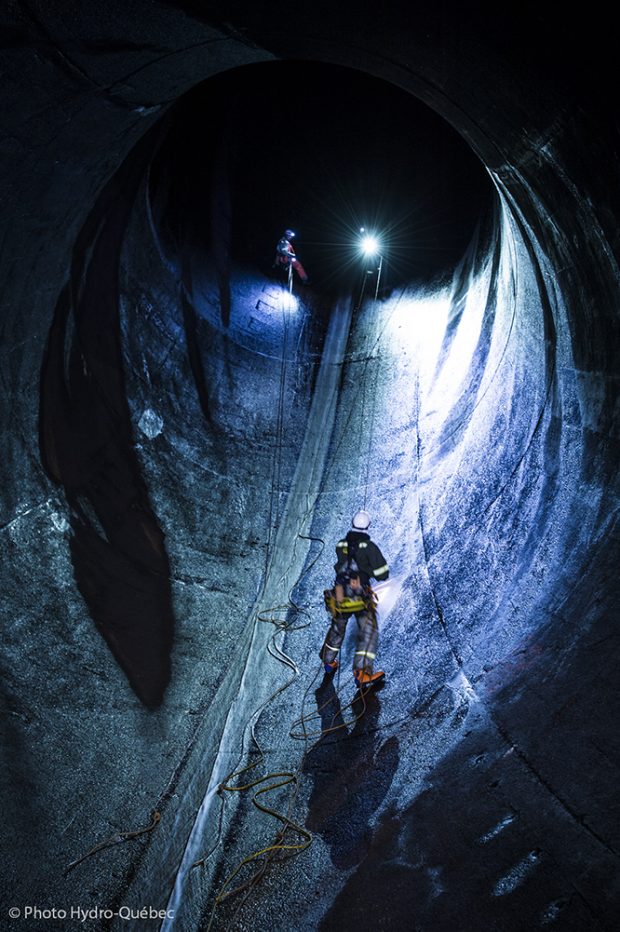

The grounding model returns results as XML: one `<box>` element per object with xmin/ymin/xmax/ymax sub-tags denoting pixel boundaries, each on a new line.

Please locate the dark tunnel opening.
<box><xmin>51</xmin><ymin>58</ymin><xmax>496</xmax><ymax>711</ymax></box>
<box><xmin>2</xmin><ymin>4</ymin><xmax>619</xmax><ymax>931</ymax></box>
<box><xmin>34</xmin><ymin>57</ymin><xmax>497</xmax><ymax>717</ymax></box>
<box><xmin>149</xmin><ymin>61</ymin><xmax>494</xmax><ymax>302</ymax></box>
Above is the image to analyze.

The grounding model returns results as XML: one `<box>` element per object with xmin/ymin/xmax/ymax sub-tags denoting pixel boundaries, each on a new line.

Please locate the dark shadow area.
<box><xmin>147</xmin><ymin>60</ymin><xmax>493</xmax><ymax>298</ymax></box>
<box><xmin>39</xmin><ymin>127</ymin><xmax>175</xmax><ymax>708</ymax></box>
<box><xmin>304</xmin><ymin>677</ymin><xmax>400</xmax><ymax>870</ymax></box>
<box><xmin>179</xmin><ymin>285</ymin><xmax>219</xmax><ymax>429</ymax></box>
<box><xmin>0</xmin><ymin>0</ymin><xmax>617</xmax><ymax>926</ymax></box>
<box><xmin>321</xmin><ymin>541</ymin><xmax>620</xmax><ymax>931</ymax></box>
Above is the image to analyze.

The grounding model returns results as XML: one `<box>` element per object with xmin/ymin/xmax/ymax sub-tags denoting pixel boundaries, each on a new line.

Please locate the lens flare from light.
<box><xmin>361</xmin><ymin>235</ymin><xmax>380</xmax><ymax>257</ymax></box>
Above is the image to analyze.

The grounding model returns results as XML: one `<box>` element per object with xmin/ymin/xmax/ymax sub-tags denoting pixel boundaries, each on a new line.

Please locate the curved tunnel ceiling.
<box><xmin>149</xmin><ymin>61</ymin><xmax>494</xmax><ymax>296</ymax></box>
<box><xmin>1</xmin><ymin>3</ymin><xmax>619</xmax><ymax>931</ymax></box>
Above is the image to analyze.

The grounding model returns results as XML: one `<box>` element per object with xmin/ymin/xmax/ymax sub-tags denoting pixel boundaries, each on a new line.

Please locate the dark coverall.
<box><xmin>274</xmin><ymin>235</ymin><xmax>309</xmax><ymax>283</ymax></box>
<box><xmin>321</xmin><ymin>530</ymin><xmax>389</xmax><ymax>675</ymax></box>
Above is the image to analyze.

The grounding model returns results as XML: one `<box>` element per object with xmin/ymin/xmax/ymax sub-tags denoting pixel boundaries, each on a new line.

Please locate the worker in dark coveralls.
<box><xmin>320</xmin><ymin>510</ymin><xmax>389</xmax><ymax>687</ymax></box>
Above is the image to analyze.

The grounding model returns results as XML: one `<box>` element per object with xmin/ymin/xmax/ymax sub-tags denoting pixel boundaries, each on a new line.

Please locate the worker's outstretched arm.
<box><xmin>369</xmin><ymin>542</ymin><xmax>389</xmax><ymax>581</ymax></box>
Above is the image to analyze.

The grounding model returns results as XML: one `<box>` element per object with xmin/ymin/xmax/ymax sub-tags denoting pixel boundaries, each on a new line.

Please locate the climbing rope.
<box><xmin>208</xmin><ymin>769</ymin><xmax>312</xmax><ymax>905</ymax></box>
<box><xmin>193</xmin><ymin>464</ymin><xmax>381</xmax><ymax>926</ymax></box>
<box><xmin>318</xmin><ymin>284</ymin><xmax>409</xmax><ymax>514</ymax></box>
<box><xmin>195</xmin><ymin>284</ymin><xmax>417</xmax><ymax>923</ymax></box>
<box><xmin>63</xmin><ymin>282</ymin><xmax>408</xmax><ymax>899</ymax></box>
<box><xmin>266</xmin><ymin>293</ymin><xmax>290</xmax><ymax>556</ymax></box>
<box><xmin>193</xmin><ymin>521</ymin><xmax>321</xmax><ymax>910</ymax></box>
<box><xmin>190</xmin><ymin>282</ymin><xmax>327</xmax><ymax>924</ymax></box>
<box><xmin>198</xmin><ymin>632</ymin><xmax>378</xmax><ymax>929</ymax></box>
<box><xmin>65</xmin><ymin>811</ymin><xmax>161</xmax><ymax>874</ymax></box>
<box><xmin>289</xmin><ymin>660</ymin><xmax>372</xmax><ymax>742</ymax></box>
<box><xmin>200</xmin><ymin>654</ymin><xmax>376</xmax><ymax>931</ymax></box>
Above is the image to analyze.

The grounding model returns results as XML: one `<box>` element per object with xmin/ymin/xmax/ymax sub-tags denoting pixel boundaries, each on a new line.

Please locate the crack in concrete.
<box><xmin>491</xmin><ymin>716</ymin><xmax>618</xmax><ymax>859</ymax></box>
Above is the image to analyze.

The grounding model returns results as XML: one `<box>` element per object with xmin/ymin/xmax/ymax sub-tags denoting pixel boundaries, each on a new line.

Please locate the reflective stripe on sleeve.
<box><xmin>354</xmin><ymin>650</ymin><xmax>376</xmax><ymax>659</ymax></box>
<box><xmin>326</xmin><ymin>644</ymin><xmax>341</xmax><ymax>652</ymax></box>
<box><xmin>373</xmin><ymin>564</ymin><xmax>389</xmax><ymax>576</ymax></box>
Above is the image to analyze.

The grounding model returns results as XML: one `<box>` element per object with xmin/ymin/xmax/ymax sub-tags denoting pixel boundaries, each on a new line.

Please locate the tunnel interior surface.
<box><xmin>1</xmin><ymin>3</ymin><xmax>619</xmax><ymax>931</ymax></box>
<box><xmin>149</xmin><ymin>61</ymin><xmax>492</xmax><ymax>295</ymax></box>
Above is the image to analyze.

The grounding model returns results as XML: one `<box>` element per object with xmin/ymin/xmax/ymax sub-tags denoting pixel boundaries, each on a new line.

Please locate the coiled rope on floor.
<box><xmin>193</xmin><ymin>524</ymin><xmax>322</xmax><ymax>927</ymax></box>
<box><xmin>199</xmin><ymin>657</ymin><xmax>375</xmax><ymax>930</ymax></box>
<box><xmin>190</xmin><ymin>290</ymin><xmax>327</xmax><ymax>925</ymax></box>
<box><xmin>193</xmin><ymin>493</ymin><xmax>376</xmax><ymax>927</ymax></box>
<box><xmin>63</xmin><ymin>283</ymin><xmax>402</xmax><ymax>903</ymax></box>
<box><xmin>194</xmin><ymin>286</ymin><xmax>403</xmax><ymax>927</ymax></box>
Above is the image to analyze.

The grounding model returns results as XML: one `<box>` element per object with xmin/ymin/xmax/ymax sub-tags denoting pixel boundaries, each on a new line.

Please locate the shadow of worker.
<box><xmin>304</xmin><ymin>675</ymin><xmax>400</xmax><ymax>870</ymax></box>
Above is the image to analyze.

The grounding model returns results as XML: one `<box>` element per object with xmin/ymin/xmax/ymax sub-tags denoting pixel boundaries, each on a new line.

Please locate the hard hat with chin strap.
<box><xmin>351</xmin><ymin>510</ymin><xmax>371</xmax><ymax>532</ymax></box>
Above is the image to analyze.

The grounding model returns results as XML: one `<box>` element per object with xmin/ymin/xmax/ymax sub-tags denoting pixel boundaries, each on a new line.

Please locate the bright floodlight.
<box><xmin>279</xmin><ymin>289</ymin><xmax>298</xmax><ymax>312</ymax></box>
<box><xmin>361</xmin><ymin>234</ymin><xmax>380</xmax><ymax>257</ymax></box>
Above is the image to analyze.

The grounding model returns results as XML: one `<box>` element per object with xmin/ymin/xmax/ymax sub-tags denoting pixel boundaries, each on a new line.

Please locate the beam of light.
<box><xmin>373</xmin><ymin>575</ymin><xmax>405</xmax><ymax>620</ymax></box>
<box><xmin>278</xmin><ymin>289</ymin><xmax>298</xmax><ymax>311</ymax></box>
<box><xmin>378</xmin><ymin>256</ymin><xmax>500</xmax><ymax>439</ymax></box>
<box><xmin>360</xmin><ymin>234</ymin><xmax>380</xmax><ymax>257</ymax></box>
<box><xmin>384</xmin><ymin>288</ymin><xmax>452</xmax><ymax>366</ymax></box>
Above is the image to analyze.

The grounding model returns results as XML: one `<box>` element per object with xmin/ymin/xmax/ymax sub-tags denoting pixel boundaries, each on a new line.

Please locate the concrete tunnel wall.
<box><xmin>1</xmin><ymin>3</ymin><xmax>619</xmax><ymax>930</ymax></box>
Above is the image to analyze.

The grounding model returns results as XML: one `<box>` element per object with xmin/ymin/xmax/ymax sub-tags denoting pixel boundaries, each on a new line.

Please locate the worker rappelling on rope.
<box><xmin>274</xmin><ymin>229</ymin><xmax>310</xmax><ymax>285</ymax></box>
<box><xmin>320</xmin><ymin>510</ymin><xmax>389</xmax><ymax>688</ymax></box>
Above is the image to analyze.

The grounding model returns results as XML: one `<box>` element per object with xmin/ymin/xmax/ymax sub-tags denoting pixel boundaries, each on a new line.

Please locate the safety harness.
<box><xmin>324</xmin><ymin>532</ymin><xmax>379</xmax><ymax>618</ymax></box>
<box><xmin>323</xmin><ymin>586</ymin><xmax>378</xmax><ymax>617</ymax></box>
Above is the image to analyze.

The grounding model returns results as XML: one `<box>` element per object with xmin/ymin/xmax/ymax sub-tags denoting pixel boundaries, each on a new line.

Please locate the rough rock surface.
<box><xmin>1</xmin><ymin>3</ymin><xmax>618</xmax><ymax>931</ymax></box>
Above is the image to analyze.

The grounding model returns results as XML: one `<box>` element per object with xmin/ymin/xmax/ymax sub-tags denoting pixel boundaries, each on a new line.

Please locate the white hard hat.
<box><xmin>351</xmin><ymin>510</ymin><xmax>371</xmax><ymax>531</ymax></box>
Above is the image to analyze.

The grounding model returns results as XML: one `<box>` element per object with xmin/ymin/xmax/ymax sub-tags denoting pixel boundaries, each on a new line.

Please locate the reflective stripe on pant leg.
<box><xmin>353</xmin><ymin>611</ymin><xmax>378</xmax><ymax>672</ymax></box>
<box><xmin>321</xmin><ymin>613</ymin><xmax>349</xmax><ymax>664</ymax></box>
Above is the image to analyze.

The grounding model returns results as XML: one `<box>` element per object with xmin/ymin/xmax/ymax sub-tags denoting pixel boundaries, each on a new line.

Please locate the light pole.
<box><xmin>357</xmin><ymin>228</ymin><xmax>383</xmax><ymax>306</ymax></box>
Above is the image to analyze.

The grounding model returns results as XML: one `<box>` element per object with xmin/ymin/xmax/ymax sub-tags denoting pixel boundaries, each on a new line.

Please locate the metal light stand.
<box><xmin>374</xmin><ymin>254</ymin><xmax>383</xmax><ymax>301</ymax></box>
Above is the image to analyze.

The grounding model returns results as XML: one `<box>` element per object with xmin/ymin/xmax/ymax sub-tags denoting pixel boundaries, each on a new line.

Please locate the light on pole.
<box><xmin>358</xmin><ymin>227</ymin><xmax>383</xmax><ymax>301</ymax></box>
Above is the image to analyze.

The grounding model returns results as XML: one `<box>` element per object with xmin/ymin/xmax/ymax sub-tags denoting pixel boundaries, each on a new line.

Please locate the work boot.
<box><xmin>354</xmin><ymin>668</ymin><xmax>385</xmax><ymax>688</ymax></box>
<box><xmin>324</xmin><ymin>660</ymin><xmax>339</xmax><ymax>674</ymax></box>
